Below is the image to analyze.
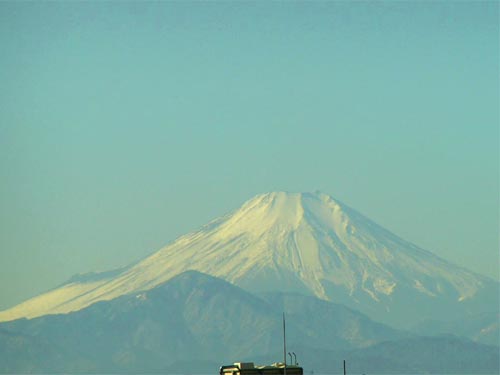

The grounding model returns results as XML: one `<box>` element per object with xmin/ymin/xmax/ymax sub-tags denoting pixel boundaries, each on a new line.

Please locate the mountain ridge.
<box><xmin>0</xmin><ymin>191</ymin><xmax>497</xmax><ymax>327</ymax></box>
<box><xmin>0</xmin><ymin>270</ymin><xmax>403</xmax><ymax>372</ymax></box>
<box><xmin>1</xmin><ymin>270</ymin><xmax>497</xmax><ymax>374</ymax></box>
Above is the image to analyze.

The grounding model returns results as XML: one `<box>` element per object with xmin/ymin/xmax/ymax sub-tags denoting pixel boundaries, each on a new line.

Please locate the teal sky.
<box><xmin>0</xmin><ymin>2</ymin><xmax>498</xmax><ymax>310</ymax></box>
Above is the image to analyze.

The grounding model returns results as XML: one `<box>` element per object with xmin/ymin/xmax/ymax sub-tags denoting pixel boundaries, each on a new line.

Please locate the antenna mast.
<box><xmin>283</xmin><ymin>312</ymin><xmax>287</xmax><ymax>375</ymax></box>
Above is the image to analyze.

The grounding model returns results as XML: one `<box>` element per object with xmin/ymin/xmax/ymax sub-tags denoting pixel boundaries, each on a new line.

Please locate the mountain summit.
<box><xmin>0</xmin><ymin>191</ymin><xmax>496</xmax><ymax>326</ymax></box>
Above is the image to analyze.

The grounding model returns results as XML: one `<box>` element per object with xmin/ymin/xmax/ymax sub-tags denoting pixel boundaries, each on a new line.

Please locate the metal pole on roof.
<box><xmin>283</xmin><ymin>312</ymin><xmax>287</xmax><ymax>375</ymax></box>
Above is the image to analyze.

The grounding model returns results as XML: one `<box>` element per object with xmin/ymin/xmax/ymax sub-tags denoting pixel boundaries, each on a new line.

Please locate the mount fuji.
<box><xmin>1</xmin><ymin>191</ymin><xmax>497</xmax><ymax>327</ymax></box>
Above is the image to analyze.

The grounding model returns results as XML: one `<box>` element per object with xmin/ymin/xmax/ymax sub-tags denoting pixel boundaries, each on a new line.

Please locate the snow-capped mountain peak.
<box><xmin>0</xmin><ymin>191</ymin><xmax>495</xmax><ymax>327</ymax></box>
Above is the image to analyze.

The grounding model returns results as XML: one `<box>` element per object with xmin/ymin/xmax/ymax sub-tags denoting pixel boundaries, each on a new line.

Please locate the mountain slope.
<box><xmin>0</xmin><ymin>271</ymin><xmax>407</xmax><ymax>373</ymax></box>
<box><xmin>1</xmin><ymin>191</ymin><xmax>497</xmax><ymax>327</ymax></box>
<box><xmin>1</xmin><ymin>271</ymin><xmax>497</xmax><ymax>374</ymax></box>
<box><xmin>411</xmin><ymin>312</ymin><xmax>500</xmax><ymax>346</ymax></box>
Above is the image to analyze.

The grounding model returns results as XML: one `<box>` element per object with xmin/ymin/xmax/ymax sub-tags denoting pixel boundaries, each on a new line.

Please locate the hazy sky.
<box><xmin>0</xmin><ymin>2</ymin><xmax>498</xmax><ymax>310</ymax></box>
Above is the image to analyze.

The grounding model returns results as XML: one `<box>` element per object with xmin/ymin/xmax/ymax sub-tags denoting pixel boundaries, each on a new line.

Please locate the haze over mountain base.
<box><xmin>0</xmin><ymin>271</ymin><xmax>498</xmax><ymax>374</ymax></box>
<box><xmin>0</xmin><ymin>192</ymin><xmax>498</xmax><ymax>373</ymax></box>
<box><xmin>1</xmin><ymin>192</ymin><xmax>497</xmax><ymax>329</ymax></box>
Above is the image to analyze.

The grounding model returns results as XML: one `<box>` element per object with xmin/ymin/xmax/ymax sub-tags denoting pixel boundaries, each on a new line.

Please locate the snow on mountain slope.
<box><xmin>0</xmin><ymin>191</ymin><xmax>496</xmax><ymax>326</ymax></box>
